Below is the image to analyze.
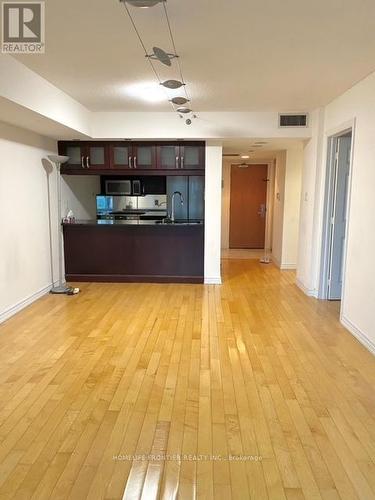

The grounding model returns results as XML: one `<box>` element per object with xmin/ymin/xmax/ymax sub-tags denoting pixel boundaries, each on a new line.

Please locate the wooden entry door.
<box><xmin>229</xmin><ymin>164</ymin><xmax>268</xmax><ymax>249</ymax></box>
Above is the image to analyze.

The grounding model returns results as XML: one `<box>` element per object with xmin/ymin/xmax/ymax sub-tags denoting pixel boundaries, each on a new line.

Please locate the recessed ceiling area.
<box><xmin>222</xmin><ymin>138</ymin><xmax>304</xmax><ymax>161</ymax></box>
<box><xmin>13</xmin><ymin>0</ymin><xmax>375</xmax><ymax>112</ymax></box>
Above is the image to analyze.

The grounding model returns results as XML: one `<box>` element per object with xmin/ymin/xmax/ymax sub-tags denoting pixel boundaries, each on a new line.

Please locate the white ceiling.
<box><xmin>14</xmin><ymin>0</ymin><xmax>375</xmax><ymax>113</ymax></box>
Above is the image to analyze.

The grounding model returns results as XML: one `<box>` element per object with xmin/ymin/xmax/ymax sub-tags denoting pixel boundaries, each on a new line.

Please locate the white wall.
<box><xmin>272</xmin><ymin>149</ymin><xmax>303</xmax><ymax>269</ymax></box>
<box><xmin>61</xmin><ymin>176</ymin><xmax>100</xmax><ymax>220</ymax></box>
<box><xmin>297</xmin><ymin>109</ymin><xmax>325</xmax><ymax>295</ymax></box>
<box><xmin>282</xmin><ymin>148</ymin><xmax>303</xmax><ymax>267</ymax></box>
<box><xmin>272</xmin><ymin>152</ymin><xmax>286</xmax><ymax>266</ymax></box>
<box><xmin>0</xmin><ymin>122</ymin><xmax>57</xmax><ymax>322</ymax></box>
<box><xmin>221</xmin><ymin>160</ymin><xmax>231</xmax><ymax>250</ymax></box>
<box><xmin>205</xmin><ymin>144</ymin><xmax>222</xmax><ymax>284</ymax></box>
<box><xmin>298</xmin><ymin>72</ymin><xmax>375</xmax><ymax>353</ymax></box>
<box><xmin>91</xmin><ymin>111</ymin><xmax>313</xmax><ymax>140</ymax></box>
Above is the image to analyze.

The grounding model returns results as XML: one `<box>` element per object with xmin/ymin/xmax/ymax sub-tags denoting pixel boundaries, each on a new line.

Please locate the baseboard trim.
<box><xmin>0</xmin><ymin>282</ymin><xmax>57</xmax><ymax>325</ymax></box>
<box><xmin>271</xmin><ymin>256</ymin><xmax>297</xmax><ymax>270</ymax></box>
<box><xmin>66</xmin><ymin>274</ymin><xmax>203</xmax><ymax>284</ymax></box>
<box><xmin>341</xmin><ymin>316</ymin><xmax>375</xmax><ymax>355</ymax></box>
<box><xmin>280</xmin><ymin>263</ymin><xmax>297</xmax><ymax>270</ymax></box>
<box><xmin>296</xmin><ymin>279</ymin><xmax>318</xmax><ymax>298</ymax></box>
<box><xmin>204</xmin><ymin>277</ymin><xmax>222</xmax><ymax>285</ymax></box>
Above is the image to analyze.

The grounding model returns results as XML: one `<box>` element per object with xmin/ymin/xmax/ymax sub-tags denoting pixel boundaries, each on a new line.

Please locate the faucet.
<box><xmin>170</xmin><ymin>191</ymin><xmax>184</xmax><ymax>222</ymax></box>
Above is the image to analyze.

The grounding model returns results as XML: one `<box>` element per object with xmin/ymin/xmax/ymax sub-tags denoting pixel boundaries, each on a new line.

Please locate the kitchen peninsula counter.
<box><xmin>63</xmin><ymin>220</ymin><xmax>204</xmax><ymax>283</ymax></box>
<box><xmin>66</xmin><ymin>219</ymin><xmax>203</xmax><ymax>226</ymax></box>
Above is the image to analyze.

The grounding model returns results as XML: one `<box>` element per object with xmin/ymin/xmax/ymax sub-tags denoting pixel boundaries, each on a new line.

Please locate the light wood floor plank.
<box><xmin>0</xmin><ymin>260</ymin><xmax>373</xmax><ymax>499</ymax></box>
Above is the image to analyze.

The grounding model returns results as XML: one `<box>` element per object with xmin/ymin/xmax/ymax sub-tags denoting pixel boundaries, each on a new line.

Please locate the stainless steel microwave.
<box><xmin>105</xmin><ymin>179</ymin><xmax>142</xmax><ymax>196</ymax></box>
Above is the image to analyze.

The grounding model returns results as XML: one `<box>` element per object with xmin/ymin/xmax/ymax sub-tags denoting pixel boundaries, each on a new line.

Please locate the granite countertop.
<box><xmin>62</xmin><ymin>219</ymin><xmax>204</xmax><ymax>226</ymax></box>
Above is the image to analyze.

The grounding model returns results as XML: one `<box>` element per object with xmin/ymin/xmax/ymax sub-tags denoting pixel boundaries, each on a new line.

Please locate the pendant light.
<box><xmin>147</xmin><ymin>46</ymin><xmax>178</xmax><ymax>66</ymax></box>
<box><xmin>124</xmin><ymin>0</ymin><xmax>164</xmax><ymax>7</ymax></box>
<box><xmin>177</xmin><ymin>107</ymin><xmax>192</xmax><ymax>114</ymax></box>
<box><xmin>160</xmin><ymin>79</ymin><xmax>185</xmax><ymax>89</ymax></box>
<box><xmin>171</xmin><ymin>96</ymin><xmax>189</xmax><ymax>105</ymax></box>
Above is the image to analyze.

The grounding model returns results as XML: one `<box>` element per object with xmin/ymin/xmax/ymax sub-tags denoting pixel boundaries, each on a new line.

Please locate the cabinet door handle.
<box><xmin>176</xmin><ymin>156</ymin><xmax>179</xmax><ymax>169</ymax></box>
<box><xmin>181</xmin><ymin>156</ymin><xmax>184</xmax><ymax>169</ymax></box>
<box><xmin>129</xmin><ymin>156</ymin><xmax>132</xmax><ymax>168</ymax></box>
<box><xmin>81</xmin><ymin>156</ymin><xmax>85</xmax><ymax>168</ymax></box>
<box><xmin>86</xmin><ymin>156</ymin><xmax>90</xmax><ymax>168</ymax></box>
<box><xmin>134</xmin><ymin>156</ymin><xmax>137</xmax><ymax>169</ymax></box>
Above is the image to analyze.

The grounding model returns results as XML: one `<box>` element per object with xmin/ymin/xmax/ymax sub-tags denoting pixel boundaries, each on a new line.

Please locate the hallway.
<box><xmin>0</xmin><ymin>260</ymin><xmax>374</xmax><ymax>499</ymax></box>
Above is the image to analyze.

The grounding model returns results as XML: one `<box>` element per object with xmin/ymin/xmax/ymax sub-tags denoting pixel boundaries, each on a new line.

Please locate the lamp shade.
<box><xmin>48</xmin><ymin>155</ymin><xmax>69</xmax><ymax>165</ymax></box>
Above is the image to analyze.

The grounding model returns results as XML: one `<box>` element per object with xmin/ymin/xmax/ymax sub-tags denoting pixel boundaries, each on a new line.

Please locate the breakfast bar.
<box><xmin>63</xmin><ymin>220</ymin><xmax>204</xmax><ymax>283</ymax></box>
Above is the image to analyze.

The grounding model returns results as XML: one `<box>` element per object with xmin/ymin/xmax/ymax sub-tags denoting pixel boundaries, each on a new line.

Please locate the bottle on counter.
<box><xmin>63</xmin><ymin>210</ymin><xmax>76</xmax><ymax>224</ymax></box>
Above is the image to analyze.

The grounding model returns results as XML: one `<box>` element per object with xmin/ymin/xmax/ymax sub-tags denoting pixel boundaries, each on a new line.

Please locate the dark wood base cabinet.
<box><xmin>63</xmin><ymin>224</ymin><xmax>204</xmax><ymax>284</ymax></box>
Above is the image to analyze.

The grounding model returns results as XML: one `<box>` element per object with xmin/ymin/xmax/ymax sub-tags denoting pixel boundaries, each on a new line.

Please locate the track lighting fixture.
<box><xmin>147</xmin><ymin>46</ymin><xmax>178</xmax><ymax>66</ymax></box>
<box><xmin>120</xmin><ymin>0</ymin><xmax>195</xmax><ymax>115</ymax></box>
<box><xmin>160</xmin><ymin>79</ymin><xmax>185</xmax><ymax>89</ymax></box>
<box><xmin>123</xmin><ymin>0</ymin><xmax>164</xmax><ymax>7</ymax></box>
<box><xmin>177</xmin><ymin>107</ymin><xmax>192</xmax><ymax>114</ymax></box>
<box><xmin>170</xmin><ymin>97</ymin><xmax>189</xmax><ymax>105</ymax></box>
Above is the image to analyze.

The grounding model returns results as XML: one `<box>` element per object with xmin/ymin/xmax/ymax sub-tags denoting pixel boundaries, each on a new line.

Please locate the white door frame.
<box><xmin>318</xmin><ymin>123</ymin><xmax>355</xmax><ymax>301</ymax></box>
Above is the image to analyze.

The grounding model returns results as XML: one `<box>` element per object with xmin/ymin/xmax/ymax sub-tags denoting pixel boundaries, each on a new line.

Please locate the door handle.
<box><xmin>134</xmin><ymin>156</ymin><xmax>137</xmax><ymax>168</ymax></box>
<box><xmin>181</xmin><ymin>156</ymin><xmax>184</xmax><ymax>169</ymax></box>
<box><xmin>81</xmin><ymin>156</ymin><xmax>85</xmax><ymax>168</ymax></box>
<box><xmin>129</xmin><ymin>156</ymin><xmax>132</xmax><ymax>168</ymax></box>
<box><xmin>176</xmin><ymin>156</ymin><xmax>179</xmax><ymax>169</ymax></box>
<box><xmin>86</xmin><ymin>156</ymin><xmax>90</xmax><ymax>168</ymax></box>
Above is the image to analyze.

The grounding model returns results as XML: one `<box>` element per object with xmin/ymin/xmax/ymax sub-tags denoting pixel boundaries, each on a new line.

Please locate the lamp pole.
<box><xmin>47</xmin><ymin>155</ymin><xmax>80</xmax><ymax>295</ymax></box>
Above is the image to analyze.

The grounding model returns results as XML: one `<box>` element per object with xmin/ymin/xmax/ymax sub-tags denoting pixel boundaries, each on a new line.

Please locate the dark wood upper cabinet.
<box><xmin>180</xmin><ymin>143</ymin><xmax>205</xmax><ymax>170</ymax></box>
<box><xmin>109</xmin><ymin>142</ymin><xmax>132</xmax><ymax>169</ymax></box>
<box><xmin>59</xmin><ymin>142</ymin><xmax>86</xmax><ymax>170</ymax></box>
<box><xmin>86</xmin><ymin>142</ymin><xmax>109</xmax><ymax>170</ymax></box>
<box><xmin>132</xmin><ymin>143</ymin><xmax>156</xmax><ymax>169</ymax></box>
<box><xmin>59</xmin><ymin>140</ymin><xmax>205</xmax><ymax>173</ymax></box>
<box><xmin>59</xmin><ymin>142</ymin><xmax>109</xmax><ymax>170</ymax></box>
<box><xmin>157</xmin><ymin>143</ymin><xmax>180</xmax><ymax>169</ymax></box>
<box><xmin>109</xmin><ymin>142</ymin><xmax>156</xmax><ymax>170</ymax></box>
<box><xmin>157</xmin><ymin>142</ymin><xmax>205</xmax><ymax>170</ymax></box>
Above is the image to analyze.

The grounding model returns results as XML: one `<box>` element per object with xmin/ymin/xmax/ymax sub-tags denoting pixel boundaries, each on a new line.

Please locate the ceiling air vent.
<box><xmin>279</xmin><ymin>113</ymin><xmax>308</xmax><ymax>128</ymax></box>
<box><xmin>223</xmin><ymin>153</ymin><xmax>240</xmax><ymax>157</ymax></box>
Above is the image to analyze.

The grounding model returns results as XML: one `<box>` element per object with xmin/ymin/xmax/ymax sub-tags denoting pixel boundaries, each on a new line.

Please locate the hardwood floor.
<box><xmin>0</xmin><ymin>259</ymin><xmax>374</xmax><ymax>499</ymax></box>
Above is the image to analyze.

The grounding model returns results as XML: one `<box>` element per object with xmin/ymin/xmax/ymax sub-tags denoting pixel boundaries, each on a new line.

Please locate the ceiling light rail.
<box><xmin>119</xmin><ymin>0</ymin><xmax>196</xmax><ymax>124</ymax></box>
<box><xmin>161</xmin><ymin>1</ymin><xmax>193</xmax><ymax>108</ymax></box>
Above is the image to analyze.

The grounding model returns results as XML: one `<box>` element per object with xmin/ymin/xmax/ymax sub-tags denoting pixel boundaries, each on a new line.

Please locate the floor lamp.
<box><xmin>260</xmin><ymin>168</ymin><xmax>271</xmax><ymax>265</ymax></box>
<box><xmin>47</xmin><ymin>155</ymin><xmax>80</xmax><ymax>295</ymax></box>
